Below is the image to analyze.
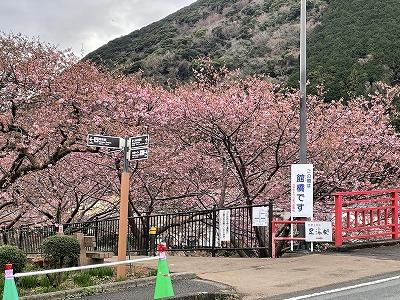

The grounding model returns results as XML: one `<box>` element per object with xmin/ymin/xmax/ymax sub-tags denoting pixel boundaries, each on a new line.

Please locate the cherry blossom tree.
<box><xmin>1</xmin><ymin>33</ymin><xmax>399</xmax><ymax>246</ymax></box>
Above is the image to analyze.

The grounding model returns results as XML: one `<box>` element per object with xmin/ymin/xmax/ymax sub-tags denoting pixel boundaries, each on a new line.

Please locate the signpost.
<box><xmin>87</xmin><ymin>134</ymin><xmax>123</xmax><ymax>149</ymax></box>
<box><xmin>129</xmin><ymin>148</ymin><xmax>149</xmax><ymax>161</ymax></box>
<box><xmin>291</xmin><ymin>164</ymin><xmax>313</xmax><ymax>218</ymax></box>
<box><xmin>129</xmin><ymin>134</ymin><xmax>149</xmax><ymax>148</ymax></box>
<box><xmin>290</xmin><ymin>163</ymin><xmax>313</xmax><ymax>251</ymax></box>
<box><xmin>87</xmin><ymin>133</ymin><xmax>149</xmax><ymax>278</ymax></box>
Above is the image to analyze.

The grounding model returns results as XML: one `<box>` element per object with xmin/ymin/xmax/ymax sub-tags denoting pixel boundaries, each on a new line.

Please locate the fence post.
<box><xmin>392</xmin><ymin>192</ymin><xmax>399</xmax><ymax>240</ymax></box>
<box><xmin>271</xmin><ymin>221</ymin><xmax>276</xmax><ymax>258</ymax></box>
<box><xmin>268</xmin><ymin>201</ymin><xmax>273</xmax><ymax>258</ymax></box>
<box><xmin>334</xmin><ymin>194</ymin><xmax>343</xmax><ymax>247</ymax></box>
<box><xmin>18</xmin><ymin>226</ymin><xmax>23</xmax><ymax>249</ymax></box>
<box><xmin>94</xmin><ymin>220</ymin><xmax>99</xmax><ymax>251</ymax></box>
<box><xmin>211</xmin><ymin>205</ymin><xmax>217</xmax><ymax>257</ymax></box>
<box><xmin>145</xmin><ymin>216</ymin><xmax>150</xmax><ymax>256</ymax></box>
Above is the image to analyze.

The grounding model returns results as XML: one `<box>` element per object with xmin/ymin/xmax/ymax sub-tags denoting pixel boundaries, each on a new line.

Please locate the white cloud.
<box><xmin>0</xmin><ymin>0</ymin><xmax>196</xmax><ymax>56</ymax></box>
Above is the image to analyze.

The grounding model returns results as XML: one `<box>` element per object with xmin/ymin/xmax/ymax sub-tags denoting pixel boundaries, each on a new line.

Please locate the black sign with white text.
<box><xmin>129</xmin><ymin>148</ymin><xmax>149</xmax><ymax>161</ymax></box>
<box><xmin>130</xmin><ymin>135</ymin><xmax>149</xmax><ymax>148</ymax></box>
<box><xmin>87</xmin><ymin>134</ymin><xmax>122</xmax><ymax>149</ymax></box>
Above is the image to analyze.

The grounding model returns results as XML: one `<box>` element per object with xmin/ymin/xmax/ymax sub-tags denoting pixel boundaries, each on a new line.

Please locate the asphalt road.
<box><xmin>83</xmin><ymin>278</ymin><xmax>233</xmax><ymax>300</ymax></box>
<box><xmin>283</xmin><ymin>275</ymin><xmax>400</xmax><ymax>300</ymax></box>
<box><xmin>347</xmin><ymin>244</ymin><xmax>400</xmax><ymax>261</ymax></box>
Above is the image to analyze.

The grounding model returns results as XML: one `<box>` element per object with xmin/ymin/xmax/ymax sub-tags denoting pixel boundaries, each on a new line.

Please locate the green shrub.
<box><xmin>18</xmin><ymin>275</ymin><xmax>37</xmax><ymax>289</ymax></box>
<box><xmin>38</xmin><ymin>275</ymin><xmax>51</xmax><ymax>288</ymax></box>
<box><xmin>0</xmin><ymin>245</ymin><xmax>27</xmax><ymax>273</ymax></box>
<box><xmin>42</xmin><ymin>235</ymin><xmax>80</xmax><ymax>269</ymax></box>
<box><xmin>0</xmin><ymin>277</ymin><xmax>4</xmax><ymax>297</ymax></box>
<box><xmin>73</xmin><ymin>271</ymin><xmax>93</xmax><ymax>287</ymax></box>
<box><xmin>42</xmin><ymin>235</ymin><xmax>80</xmax><ymax>287</ymax></box>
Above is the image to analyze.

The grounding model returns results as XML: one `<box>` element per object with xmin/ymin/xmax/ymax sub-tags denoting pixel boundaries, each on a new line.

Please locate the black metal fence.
<box><xmin>0</xmin><ymin>202</ymin><xmax>273</xmax><ymax>257</ymax></box>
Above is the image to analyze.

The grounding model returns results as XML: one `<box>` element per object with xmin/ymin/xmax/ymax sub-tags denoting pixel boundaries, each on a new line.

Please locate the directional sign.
<box><xmin>87</xmin><ymin>134</ymin><xmax>124</xmax><ymax>149</ymax></box>
<box><xmin>128</xmin><ymin>148</ymin><xmax>149</xmax><ymax>161</ymax></box>
<box><xmin>129</xmin><ymin>135</ymin><xmax>149</xmax><ymax>148</ymax></box>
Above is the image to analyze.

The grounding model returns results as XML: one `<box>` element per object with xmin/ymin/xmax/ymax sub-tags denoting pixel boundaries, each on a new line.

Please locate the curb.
<box><xmin>326</xmin><ymin>239</ymin><xmax>400</xmax><ymax>252</ymax></box>
<box><xmin>20</xmin><ymin>272</ymin><xmax>197</xmax><ymax>300</ymax></box>
<box><xmin>171</xmin><ymin>292</ymin><xmax>240</xmax><ymax>300</ymax></box>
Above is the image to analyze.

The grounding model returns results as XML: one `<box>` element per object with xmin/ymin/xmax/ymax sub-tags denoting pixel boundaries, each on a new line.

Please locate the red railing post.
<box><xmin>392</xmin><ymin>191</ymin><xmax>399</xmax><ymax>240</ymax></box>
<box><xmin>335</xmin><ymin>194</ymin><xmax>343</xmax><ymax>246</ymax></box>
<box><xmin>271</xmin><ymin>221</ymin><xmax>276</xmax><ymax>258</ymax></box>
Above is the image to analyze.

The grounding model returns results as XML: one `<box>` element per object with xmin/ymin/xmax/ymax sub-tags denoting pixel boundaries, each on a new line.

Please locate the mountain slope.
<box><xmin>86</xmin><ymin>0</ymin><xmax>400</xmax><ymax>101</ymax></box>
<box><xmin>289</xmin><ymin>0</ymin><xmax>400</xmax><ymax>100</ymax></box>
<box><xmin>86</xmin><ymin>0</ymin><xmax>327</xmax><ymax>85</ymax></box>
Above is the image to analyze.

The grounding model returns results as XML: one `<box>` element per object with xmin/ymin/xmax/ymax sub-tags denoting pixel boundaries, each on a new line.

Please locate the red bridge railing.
<box><xmin>271</xmin><ymin>220</ymin><xmax>306</xmax><ymax>258</ymax></box>
<box><xmin>334</xmin><ymin>189</ymin><xmax>400</xmax><ymax>246</ymax></box>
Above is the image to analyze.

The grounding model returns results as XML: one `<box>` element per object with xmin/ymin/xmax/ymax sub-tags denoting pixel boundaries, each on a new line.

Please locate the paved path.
<box><xmin>83</xmin><ymin>278</ymin><xmax>231</xmax><ymax>300</ymax></box>
<box><xmin>134</xmin><ymin>246</ymin><xmax>400</xmax><ymax>299</ymax></box>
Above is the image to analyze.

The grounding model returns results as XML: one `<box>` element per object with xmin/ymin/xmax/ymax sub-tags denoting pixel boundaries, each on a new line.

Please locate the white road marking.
<box><xmin>284</xmin><ymin>275</ymin><xmax>400</xmax><ymax>299</ymax></box>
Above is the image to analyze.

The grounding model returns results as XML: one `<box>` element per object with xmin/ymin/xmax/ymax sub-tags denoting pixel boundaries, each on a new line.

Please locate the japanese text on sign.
<box><xmin>291</xmin><ymin>164</ymin><xmax>313</xmax><ymax>218</ymax></box>
<box><xmin>219</xmin><ymin>210</ymin><xmax>231</xmax><ymax>242</ymax></box>
<box><xmin>305</xmin><ymin>221</ymin><xmax>332</xmax><ymax>242</ymax></box>
<box><xmin>252</xmin><ymin>206</ymin><xmax>269</xmax><ymax>227</ymax></box>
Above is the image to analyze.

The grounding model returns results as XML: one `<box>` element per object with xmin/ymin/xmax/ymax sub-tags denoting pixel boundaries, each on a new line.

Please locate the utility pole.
<box><xmin>299</xmin><ymin>0</ymin><xmax>307</xmax><ymax>164</ymax></box>
<box><xmin>298</xmin><ymin>0</ymin><xmax>308</xmax><ymax>250</ymax></box>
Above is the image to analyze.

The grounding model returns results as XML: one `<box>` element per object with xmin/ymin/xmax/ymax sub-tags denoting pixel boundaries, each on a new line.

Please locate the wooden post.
<box><xmin>117</xmin><ymin>171</ymin><xmax>130</xmax><ymax>278</ymax></box>
<box><xmin>74</xmin><ymin>233</ymin><xmax>87</xmax><ymax>266</ymax></box>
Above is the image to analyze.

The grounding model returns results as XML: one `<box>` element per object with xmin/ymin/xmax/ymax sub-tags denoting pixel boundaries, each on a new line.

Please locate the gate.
<box><xmin>334</xmin><ymin>189</ymin><xmax>400</xmax><ymax>246</ymax></box>
<box><xmin>131</xmin><ymin>203</ymin><xmax>273</xmax><ymax>257</ymax></box>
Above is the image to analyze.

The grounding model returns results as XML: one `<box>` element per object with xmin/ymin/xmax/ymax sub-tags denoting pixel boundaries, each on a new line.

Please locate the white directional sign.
<box><xmin>130</xmin><ymin>135</ymin><xmax>149</xmax><ymax>148</ymax></box>
<box><xmin>252</xmin><ymin>206</ymin><xmax>269</xmax><ymax>227</ymax></box>
<box><xmin>87</xmin><ymin>134</ymin><xmax>123</xmax><ymax>149</ymax></box>
<box><xmin>305</xmin><ymin>221</ymin><xmax>332</xmax><ymax>242</ymax></box>
<box><xmin>128</xmin><ymin>148</ymin><xmax>149</xmax><ymax>161</ymax></box>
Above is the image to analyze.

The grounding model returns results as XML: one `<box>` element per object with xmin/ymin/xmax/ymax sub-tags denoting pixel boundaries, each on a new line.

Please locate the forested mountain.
<box><xmin>86</xmin><ymin>0</ymin><xmax>400</xmax><ymax>101</ymax></box>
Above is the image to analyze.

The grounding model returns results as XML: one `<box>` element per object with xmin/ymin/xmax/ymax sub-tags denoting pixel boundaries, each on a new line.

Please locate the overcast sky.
<box><xmin>0</xmin><ymin>0</ymin><xmax>196</xmax><ymax>57</ymax></box>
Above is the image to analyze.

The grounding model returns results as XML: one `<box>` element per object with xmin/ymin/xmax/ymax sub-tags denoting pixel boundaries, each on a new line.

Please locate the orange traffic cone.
<box><xmin>153</xmin><ymin>243</ymin><xmax>174</xmax><ymax>299</ymax></box>
<box><xmin>2</xmin><ymin>264</ymin><xmax>19</xmax><ymax>300</ymax></box>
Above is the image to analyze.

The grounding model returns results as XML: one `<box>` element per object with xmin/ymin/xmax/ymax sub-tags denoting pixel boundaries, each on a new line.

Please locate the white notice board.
<box><xmin>252</xmin><ymin>206</ymin><xmax>269</xmax><ymax>226</ymax></box>
<box><xmin>305</xmin><ymin>221</ymin><xmax>332</xmax><ymax>242</ymax></box>
<box><xmin>291</xmin><ymin>164</ymin><xmax>313</xmax><ymax>218</ymax></box>
<box><xmin>219</xmin><ymin>210</ymin><xmax>231</xmax><ymax>242</ymax></box>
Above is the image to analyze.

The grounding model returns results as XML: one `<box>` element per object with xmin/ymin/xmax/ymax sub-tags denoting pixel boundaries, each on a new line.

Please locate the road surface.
<box><xmin>279</xmin><ymin>274</ymin><xmax>400</xmax><ymax>300</ymax></box>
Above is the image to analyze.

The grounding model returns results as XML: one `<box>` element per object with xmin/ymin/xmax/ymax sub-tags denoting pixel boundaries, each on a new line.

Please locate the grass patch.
<box><xmin>12</xmin><ymin>263</ymin><xmax>156</xmax><ymax>297</ymax></box>
<box><xmin>73</xmin><ymin>272</ymin><xmax>94</xmax><ymax>287</ymax></box>
<box><xmin>87</xmin><ymin>267</ymin><xmax>114</xmax><ymax>278</ymax></box>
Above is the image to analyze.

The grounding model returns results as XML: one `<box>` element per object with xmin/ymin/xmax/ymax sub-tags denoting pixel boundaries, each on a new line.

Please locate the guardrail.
<box><xmin>334</xmin><ymin>189</ymin><xmax>400</xmax><ymax>246</ymax></box>
<box><xmin>271</xmin><ymin>220</ymin><xmax>306</xmax><ymax>258</ymax></box>
<box><xmin>13</xmin><ymin>256</ymin><xmax>159</xmax><ymax>278</ymax></box>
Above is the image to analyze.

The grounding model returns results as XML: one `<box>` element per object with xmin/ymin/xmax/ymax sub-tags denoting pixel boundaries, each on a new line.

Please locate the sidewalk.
<box><xmin>136</xmin><ymin>251</ymin><xmax>400</xmax><ymax>299</ymax></box>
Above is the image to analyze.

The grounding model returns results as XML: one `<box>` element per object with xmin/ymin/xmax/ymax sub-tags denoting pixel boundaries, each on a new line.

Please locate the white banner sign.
<box><xmin>252</xmin><ymin>206</ymin><xmax>269</xmax><ymax>227</ymax></box>
<box><xmin>219</xmin><ymin>210</ymin><xmax>231</xmax><ymax>242</ymax></box>
<box><xmin>291</xmin><ymin>164</ymin><xmax>313</xmax><ymax>218</ymax></box>
<box><xmin>305</xmin><ymin>221</ymin><xmax>332</xmax><ymax>242</ymax></box>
